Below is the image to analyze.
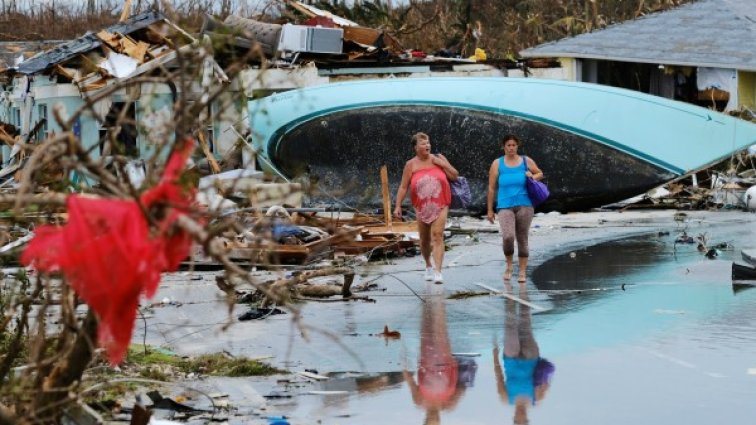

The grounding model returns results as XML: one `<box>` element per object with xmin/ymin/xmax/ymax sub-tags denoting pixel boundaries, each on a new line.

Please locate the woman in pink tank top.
<box><xmin>393</xmin><ymin>132</ymin><xmax>459</xmax><ymax>283</ymax></box>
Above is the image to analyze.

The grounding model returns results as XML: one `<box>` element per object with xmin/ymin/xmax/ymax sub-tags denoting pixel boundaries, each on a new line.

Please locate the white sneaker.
<box><xmin>433</xmin><ymin>271</ymin><xmax>444</xmax><ymax>283</ymax></box>
<box><xmin>423</xmin><ymin>267</ymin><xmax>434</xmax><ymax>281</ymax></box>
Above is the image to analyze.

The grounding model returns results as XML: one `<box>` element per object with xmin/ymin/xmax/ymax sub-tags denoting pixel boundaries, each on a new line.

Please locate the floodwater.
<box><xmin>261</xmin><ymin>220</ymin><xmax>756</xmax><ymax>424</ymax></box>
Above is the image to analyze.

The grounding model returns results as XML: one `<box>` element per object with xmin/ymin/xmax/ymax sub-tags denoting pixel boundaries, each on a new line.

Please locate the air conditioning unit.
<box><xmin>278</xmin><ymin>24</ymin><xmax>343</xmax><ymax>55</ymax></box>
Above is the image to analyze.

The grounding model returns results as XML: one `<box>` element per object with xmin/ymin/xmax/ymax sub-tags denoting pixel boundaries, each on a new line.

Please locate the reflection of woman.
<box><xmin>394</xmin><ymin>132</ymin><xmax>459</xmax><ymax>283</ymax></box>
<box><xmin>404</xmin><ymin>283</ymin><xmax>473</xmax><ymax>424</ymax></box>
<box><xmin>493</xmin><ymin>283</ymin><xmax>554</xmax><ymax>424</ymax></box>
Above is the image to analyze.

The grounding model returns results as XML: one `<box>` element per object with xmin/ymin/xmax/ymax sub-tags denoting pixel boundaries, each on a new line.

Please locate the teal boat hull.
<box><xmin>248</xmin><ymin>78</ymin><xmax>756</xmax><ymax>211</ymax></box>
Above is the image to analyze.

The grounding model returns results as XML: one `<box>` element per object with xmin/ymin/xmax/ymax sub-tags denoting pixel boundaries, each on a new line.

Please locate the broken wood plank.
<box><xmin>227</xmin><ymin>244</ymin><xmax>310</xmax><ymax>265</ymax></box>
<box><xmin>121</xmin><ymin>39</ymin><xmax>149</xmax><ymax>63</ymax></box>
<box><xmin>113</xmin><ymin>32</ymin><xmax>149</xmax><ymax>63</ymax></box>
<box><xmin>473</xmin><ymin>283</ymin><xmax>546</xmax><ymax>311</ymax></box>
<box><xmin>198</xmin><ymin>131</ymin><xmax>221</xmax><ymax>174</ymax></box>
<box><xmin>145</xmin><ymin>25</ymin><xmax>175</xmax><ymax>48</ymax></box>
<box><xmin>343</xmin><ymin>27</ymin><xmax>381</xmax><ymax>45</ymax></box>
<box><xmin>79</xmin><ymin>78</ymin><xmax>108</xmax><ymax>92</ymax></box>
<box><xmin>287</xmin><ymin>1</ymin><xmax>318</xmax><ymax>18</ymax></box>
<box><xmin>363</xmin><ymin>221</ymin><xmax>418</xmax><ymax>234</ymax></box>
<box><xmin>295</xmin><ymin>284</ymin><xmax>343</xmax><ymax>297</ymax></box>
<box><xmin>380</xmin><ymin>165</ymin><xmax>392</xmax><ymax>229</ymax></box>
<box><xmin>303</xmin><ymin>226</ymin><xmax>362</xmax><ymax>253</ymax></box>
<box><xmin>96</xmin><ymin>31</ymin><xmax>121</xmax><ymax>51</ymax></box>
<box><xmin>297</xmin><ymin>371</ymin><xmax>329</xmax><ymax>381</ymax></box>
<box><xmin>119</xmin><ymin>0</ymin><xmax>133</xmax><ymax>22</ymax></box>
<box><xmin>53</xmin><ymin>64</ymin><xmax>77</xmax><ymax>81</ymax></box>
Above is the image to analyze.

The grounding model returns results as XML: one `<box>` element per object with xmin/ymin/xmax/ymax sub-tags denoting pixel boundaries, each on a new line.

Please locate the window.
<box><xmin>99</xmin><ymin>102</ymin><xmax>138</xmax><ymax>157</ymax></box>
<box><xmin>36</xmin><ymin>104</ymin><xmax>48</xmax><ymax>141</ymax></box>
<box><xmin>205</xmin><ymin>104</ymin><xmax>214</xmax><ymax>153</ymax></box>
<box><xmin>11</xmin><ymin>107</ymin><xmax>20</xmax><ymax>127</ymax></box>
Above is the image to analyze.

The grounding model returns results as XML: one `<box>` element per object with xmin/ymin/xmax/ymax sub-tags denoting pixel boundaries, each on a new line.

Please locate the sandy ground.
<box><xmin>131</xmin><ymin>209</ymin><xmax>756</xmax><ymax>424</ymax></box>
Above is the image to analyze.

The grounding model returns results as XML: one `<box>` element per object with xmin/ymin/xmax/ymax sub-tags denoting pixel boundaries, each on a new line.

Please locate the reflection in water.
<box><xmin>405</xmin><ymin>283</ymin><xmax>477</xmax><ymax>424</ymax></box>
<box><xmin>322</xmin><ymin>371</ymin><xmax>405</xmax><ymax>393</ymax></box>
<box><xmin>532</xmin><ymin>236</ymin><xmax>668</xmax><ymax>311</ymax></box>
<box><xmin>494</xmin><ymin>282</ymin><xmax>555</xmax><ymax>424</ymax></box>
<box><xmin>533</xmin><ymin>237</ymin><xmax>667</xmax><ymax>290</ymax></box>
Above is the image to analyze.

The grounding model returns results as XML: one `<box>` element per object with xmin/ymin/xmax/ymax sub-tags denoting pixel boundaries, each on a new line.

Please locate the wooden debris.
<box><xmin>198</xmin><ymin>131</ymin><xmax>221</xmax><ymax>174</ymax></box>
<box><xmin>380</xmin><ymin>165</ymin><xmax>392</xmax><ymax>229</ymax></box>
<box><xmin>378</xmin><ymin>325</ymin><xmax>401</xmax><ymax>339</ymax></box>
<box><xmin>119</xmin><ymin>36</ymin><xmax>150</xmax><ymax>63</ymax></box>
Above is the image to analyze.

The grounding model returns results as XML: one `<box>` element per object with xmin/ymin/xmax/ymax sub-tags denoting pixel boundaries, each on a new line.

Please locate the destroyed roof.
<box><xmin>0</xmin><ymin>41</ymin><xmax>66</xmax><ymax>72</ymax></box>
<box><xmin>13</xmin><ymin>11</ymin><xmax>170</xmax><ymax>75</ymax></box>
<box><xmin>519</xmin><ymin>0</ymin><xmax>756</xmax><ymax>72</ymax></box>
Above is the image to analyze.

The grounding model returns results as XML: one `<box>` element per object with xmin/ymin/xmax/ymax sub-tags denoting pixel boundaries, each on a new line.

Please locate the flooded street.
<box><xmin>146</xmin><ymin>211</ymin><xmax>756</xmax><ymax>424</ymax></box>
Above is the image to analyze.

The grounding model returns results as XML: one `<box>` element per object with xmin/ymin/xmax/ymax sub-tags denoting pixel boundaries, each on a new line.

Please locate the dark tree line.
<box><xmin>310</xmin><ymin>0</ymin><xmax>693</xmax><ymax>57</ymax></box>
<box><xmin>1</xmin><ymin>0</ymin><xmax>693</xmax><ymax>56</ymax></box>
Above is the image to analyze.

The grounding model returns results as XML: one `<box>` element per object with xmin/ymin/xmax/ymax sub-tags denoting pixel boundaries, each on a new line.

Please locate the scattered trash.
<box><xmin>447</xmin><ymin>290</ymin><xmax>490</xmax><ymax>300</ymax></box>
<box><xmin>238</xmin><ymin>307</ymin><xmax>285</xmax><ymax>321</ymax></box>
<box><xmin>377</xmin><ymin>325</ymin><xmax>401</xmax><ymax>340</ymax></box>
<box><xmin>745</xmin><ymin>186</ymin><xmax>756</xmax><ymax>211</ymax></box>
<box><xmin>263</xmin><ymin>391</ymin><xmax>293</xmax><ymax>399</ymax></box>
<box><xmin>297</xmin><ymin>371</ymin><xmax>329</xmax><ymax>381</ymax></box>
<box><xmin>307</xmin><ymin>390</ymin><xmax>349</xmax><ymax>395</ymax></box>
<box><xmin>267</xmin><ymin>416</ymin><xmax>291</xmax><ymax>425</ymax></box>
<box><xmin>146</xmin><ymin>390</ymin><xmax>211</xmax><ymax>415</ymax></box>
<box><xmin>0</xmin><ymin>232</ymin><xmax>33</xmax><ymax>255</ymax></box>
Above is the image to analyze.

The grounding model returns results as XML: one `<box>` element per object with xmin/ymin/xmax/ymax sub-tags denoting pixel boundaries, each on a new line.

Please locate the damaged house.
<box><xmin>0</xmin><ymin>11</ymin><xmax>241</xmax><ymax>181</ymax></box>
<box><xmin>519</xmin><ymin>0</ymin><xmax>756</xmax><ymax>115</ymax></box>
<box><xmin>1</xmin><ymin>2</ymin><xmax>511</xmax><ymax>181</ymax></box>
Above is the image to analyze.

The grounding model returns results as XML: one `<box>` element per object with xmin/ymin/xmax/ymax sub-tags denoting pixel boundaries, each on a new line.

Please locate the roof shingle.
<box><xmin>519</xmin><ymin>0</ymin><xmax>756</xmax><ymax>71</ymax></box>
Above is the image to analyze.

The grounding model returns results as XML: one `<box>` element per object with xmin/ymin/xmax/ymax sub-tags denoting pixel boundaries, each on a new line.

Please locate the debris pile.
<box><xmin>10</xmin><ymin>11</ymin><xmax>195</xmax><ymax>93</ymax></box>
<box><xmin>194</xmin><ymin>207</ymin><xmax>420</xmax><ymax>267</ymax></box>
<box><xmin>201</xmin><ymin>0</ymin><xmax>496</xmax><ymax>67</ymax></box>
<box><xmin>612</xmin><ymin>153</ymin><xmax>756</xmax><ymax>211</ymax></box>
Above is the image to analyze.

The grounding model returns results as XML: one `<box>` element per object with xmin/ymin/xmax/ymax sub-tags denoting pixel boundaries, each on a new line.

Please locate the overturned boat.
<box><xmin>248</xmin><ymin>77</ymin><xmax>756</xmax><ymax>211</ymax></box>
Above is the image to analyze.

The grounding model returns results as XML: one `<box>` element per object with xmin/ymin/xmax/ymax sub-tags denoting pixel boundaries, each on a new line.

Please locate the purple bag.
<box><xmin>526</xmin><ymin>177</ymin><xmax>549</xmax><ymax>206</ymax></box>
<box><xmin>533</xmin><ymin>358</ymin><xmax>555</xmax><ymax>387</ymax></box>
<box><xmin>523</xmin><ymin>156</ymin><xmax>549</xmax><ymax>206</ymax></box>
<box><xmin>450</xmin><ymin>176</ymin><xmax>472</xmax><ymax>209</ymax></box>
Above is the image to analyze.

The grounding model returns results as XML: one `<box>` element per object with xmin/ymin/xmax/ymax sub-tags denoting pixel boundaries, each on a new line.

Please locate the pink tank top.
<box><xmin>410</xmin><ymin>166</ymin><xmax>451</xmax><ymax>224</ymax></box>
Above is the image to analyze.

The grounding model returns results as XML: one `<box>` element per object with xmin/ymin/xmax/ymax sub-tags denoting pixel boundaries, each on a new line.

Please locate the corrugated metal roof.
<box><xmin>519</xmin><ymin>0</ymin><xmax>756</xmax><ymax>71</ymax></box>
<box><xmin>15</xmin><ymin>11</ymin><xmax>167</xmax><ymax>75</ymax></box>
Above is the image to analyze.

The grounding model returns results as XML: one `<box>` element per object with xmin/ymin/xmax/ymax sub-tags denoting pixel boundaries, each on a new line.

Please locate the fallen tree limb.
<box><xmin>265</xmin><ymin>266</ymin><xmax>355</xmax><ymax>306</ymax></box>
